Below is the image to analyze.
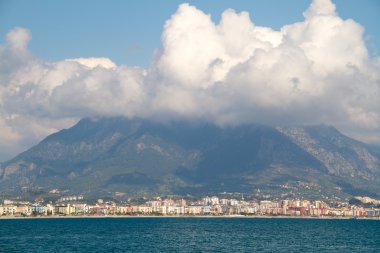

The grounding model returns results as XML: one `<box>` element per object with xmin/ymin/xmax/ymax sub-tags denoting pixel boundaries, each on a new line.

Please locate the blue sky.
<box><xmin>1</xmin><ymin>0</ymin><xmax>379</xmax><ymax>67</ymax></box>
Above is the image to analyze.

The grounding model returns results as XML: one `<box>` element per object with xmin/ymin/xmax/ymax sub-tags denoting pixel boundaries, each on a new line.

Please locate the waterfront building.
<box><xmin>2</xmin><ymin>205</ymin><xmax>17</xmax><ymax>215</ymax></box>
<box><xmin>0</xmin><ymin>195</ymin><xmax>379</xmax><ymax>218</ymax></box>
<box><xmin>186</xmin><ymin>205</ymin><xmax>203</xmax><ymax>215</ymax></box>
<box><xmin>220</xmin><ymin>199</ymin><xmax>228</xmax><ymax>205</ymax></box>
<box><xmin>32</xmin><ymin>204</ymin><xmax>45</xmax><ymax>214</ymax></box>
<box><xmin>229</xmin><ymin>199</ymin><xmax>239</xmax><ymax>206</ymax></box>
<box><xmin>45</xmin><ymin>204</ymin><xmax>55</xmax><ymax>215</ymax></box>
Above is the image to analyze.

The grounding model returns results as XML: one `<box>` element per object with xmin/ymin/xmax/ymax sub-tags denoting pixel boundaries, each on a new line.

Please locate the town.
<box><xmin>1</xmin><ymin>195</ymin><xmax>380</xmax><ymax>218</ymax></box>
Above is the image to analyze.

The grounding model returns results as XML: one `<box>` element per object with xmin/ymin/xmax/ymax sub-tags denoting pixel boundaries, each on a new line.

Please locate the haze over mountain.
<box><xmin>1</xmin><ymin>117</ymin><xmax>379</xmax><ymax>199</ymax></box>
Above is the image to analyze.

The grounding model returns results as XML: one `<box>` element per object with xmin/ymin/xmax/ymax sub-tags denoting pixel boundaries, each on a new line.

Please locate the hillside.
<box><xmin>1</xmin><ymin>117</ymin><xmax>379</xmax><ymax>199</ymax></box>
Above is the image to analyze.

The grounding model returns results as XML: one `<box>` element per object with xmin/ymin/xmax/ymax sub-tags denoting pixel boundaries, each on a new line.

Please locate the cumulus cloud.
<box><xmin>0</xmin><ymin>27</ymin><xmax>148</xmax><ymax>159</ymax></box>
<box><xmin>0</xmin><ymin>0</ymin><xmax>379</xmax><ymax>160</ymax></box>
<box><xmin>65</xmin><ymin>57</ymin><xmax>117</xmax><ymax>69</ymax></box>
<box><xmin>151</xmin><ymin>1</ymin><xmax>379</xmax><ymax>136</ymax></box>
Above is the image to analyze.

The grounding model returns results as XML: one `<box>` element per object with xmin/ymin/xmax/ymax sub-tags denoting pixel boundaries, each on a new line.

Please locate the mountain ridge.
<box><xmin>1</xmin><ymin>117</ymin><xmax>379</xmax><ymax>200</ymax></box>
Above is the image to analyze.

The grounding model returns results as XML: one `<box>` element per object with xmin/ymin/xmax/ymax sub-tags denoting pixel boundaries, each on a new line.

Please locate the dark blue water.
<box><xmin>0</xmin><ymin>217</ymin><xmax>379</xmax><ymax>252</ymax></box>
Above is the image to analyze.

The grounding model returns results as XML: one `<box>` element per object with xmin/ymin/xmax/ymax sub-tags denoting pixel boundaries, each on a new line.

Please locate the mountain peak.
<box><xmin>1</xmin><ymin>117</ymin><xmax>379</xmax><ymax>199</ymax></box>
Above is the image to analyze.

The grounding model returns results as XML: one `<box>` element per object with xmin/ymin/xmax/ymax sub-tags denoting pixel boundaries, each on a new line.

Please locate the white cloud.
<box><xmin>303</xmin><ymin>0</ymin><xmax>336</xmax><ymax>18</ymax></box>
<box><xmin>65</xmin><ymin>57</ymin><xmax>117</xmax><ymax>69</ymax></box>
<box><xmin>5</xmin><ymin>26</ymin><xmax>31</xmax><ymax>51</ymax></box>
<box><xmin>151</xmin><ymin>0</ymin><xmax>380</xmax><ymax>140</ymax></box>
<box><xmin>0</xmin><ymin>28</ymin><xmax>148</xmax><ymax>160</ymax></box>
<box><xmin>0</xmin><ymin>0</ymin><xmax>379</xmax><ymax>160</ymax></box>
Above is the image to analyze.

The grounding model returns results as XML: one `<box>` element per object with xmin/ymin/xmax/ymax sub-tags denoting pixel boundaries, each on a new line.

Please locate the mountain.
<box><xmin>1</xmin><ymin>117</ymin><xmax>380</xmax><ymax>200</ymax></box>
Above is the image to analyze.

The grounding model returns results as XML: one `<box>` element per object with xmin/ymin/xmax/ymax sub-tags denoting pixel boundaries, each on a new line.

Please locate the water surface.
<box><xmin>0</xmin><ymin>217</ymin><xmax>379</xmax><ymax>252</ymax></box>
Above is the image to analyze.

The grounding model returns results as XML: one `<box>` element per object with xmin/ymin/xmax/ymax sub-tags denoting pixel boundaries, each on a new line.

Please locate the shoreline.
<box><xmin>1</xmin><ymin>215</ymin><xmax>379</xmax><ymax>220</ymax></box>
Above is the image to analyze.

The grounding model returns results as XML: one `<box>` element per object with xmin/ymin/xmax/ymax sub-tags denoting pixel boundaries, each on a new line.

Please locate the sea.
<box><xmin>0</xmin><ymin>217</ymin><xmax>379</xmax><ymax>252</ymax></box>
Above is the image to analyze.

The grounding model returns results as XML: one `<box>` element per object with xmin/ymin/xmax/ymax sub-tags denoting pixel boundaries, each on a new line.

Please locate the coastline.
<box><xmin>1</xmin><ymin>215</ymin><xmax>379</xmax><ymax>220</ymax></box>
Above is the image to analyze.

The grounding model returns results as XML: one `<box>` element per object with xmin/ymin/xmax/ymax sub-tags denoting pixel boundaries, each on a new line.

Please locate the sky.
<box><xmin>1</xmin><ymin>0</ymin><xmax>380</xmax><ymax>67</ymax></box>
<box><xmin>0</xmin><ymin>0</ymin><xmax>379</xmax><ymax>161</ymax></box>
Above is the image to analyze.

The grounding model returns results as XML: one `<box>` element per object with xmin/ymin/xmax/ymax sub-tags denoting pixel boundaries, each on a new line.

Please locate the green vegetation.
<box><xmin>1</xmin><ymin>117</ymin><xmax>379</xmax><ymax>200</ymax></box>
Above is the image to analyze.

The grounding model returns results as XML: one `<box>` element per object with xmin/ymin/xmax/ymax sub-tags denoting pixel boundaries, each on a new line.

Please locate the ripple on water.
<box><xmin>0</xmin><ymin>218</ymin><xmax>379</xmax><ymax>252</ymax></box>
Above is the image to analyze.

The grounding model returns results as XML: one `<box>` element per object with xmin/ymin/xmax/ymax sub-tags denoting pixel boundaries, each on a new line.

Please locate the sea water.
<box><xmin>0</xmin><ymin>217</ymin><xmax>379</xmax><ymax>252</ymax></box>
